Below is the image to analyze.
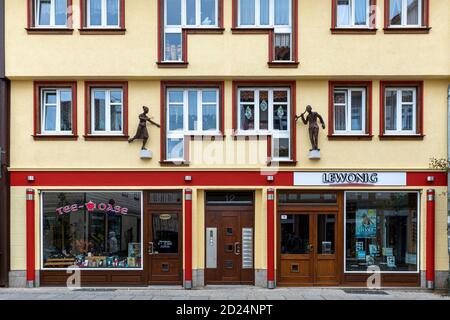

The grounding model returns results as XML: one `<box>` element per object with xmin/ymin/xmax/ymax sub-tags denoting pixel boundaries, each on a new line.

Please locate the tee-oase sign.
<box><xmin>294</xmin><ymin>172</ymin><xmax>407</xmax><ymax>186</ymax></box>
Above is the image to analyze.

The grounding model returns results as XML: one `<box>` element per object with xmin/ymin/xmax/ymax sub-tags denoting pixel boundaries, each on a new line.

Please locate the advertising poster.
<box><xmin>355</xmin><ymin>209</ymin><xmax>377</xmax><ymax>238</ymax></box>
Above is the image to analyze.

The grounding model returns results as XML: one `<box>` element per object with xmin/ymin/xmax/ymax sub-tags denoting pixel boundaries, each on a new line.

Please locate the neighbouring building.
<box><xmin>4</xmin><ymin>0</ymin><xmax>450</xmax><ymax>288</ymax></box>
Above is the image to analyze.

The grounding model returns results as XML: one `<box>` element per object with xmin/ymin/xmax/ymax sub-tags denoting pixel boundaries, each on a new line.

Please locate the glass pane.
<box><xmin>278</xmin><ymin>192</ymin><xmax>338</xmax><ymax>204</ymax></box>
<box><xmin>240</xmin><ymin>90</ymin><xmax>254</xmax><ymax>103</ymax></box>
<box><xmin>55</xmin><ymin>0</ymin><xmax>67</xmax><ymax>26</ymax></box>
<box><xmin>334</xmin><ymin>91</ymin><xmax>346</xmax><ymax>131</ymax></box>
<box><xmin>351</xmin><ymin>90</ymin><xmax>363</xmax><ymax>131</ymax></box>
<box><xmin>164</xmin><ymin>33</ymin><xmax>182</xmax><ymax>61</ymax></box>
<box><xmin>354</xmin><ymin>0</ymin><xmax>367</xmax><ymax>25</ymax></box>
<box><xmin>44</xmin><ymin>105</ymin><xmax>57</xmax><ymax>131</ymax></box>
<box><xmin>273</xmin><ymin>90</ymin><xmax>288</xmax><ymax>102</ymax></box>
<box><xmin>407</xmin><ymin>0</ymin><xmax>419</xmax><ymax>25</ymax></box>
<box><xmin>167</xmin><ymin>137</ymin><xmax>184</xmax><ymax>159</ymax></box>
<box><xmin>186</xmin><ymin>0</ymin><xmax>196</xmax><ymax>25</ymax></box>
<box><xmin>259</xmin><ymin>91</ymin><xmax>269</xmax><ymax>130</ymax></box>
<box><xmin>273</xmin><ymin>105</ymin><xmax>288</xmax><ymax>130</ymax></box>
<box><xmin>152</xmin><ymin>214</ymin><xmax>179</xmax><ymax>254</ymax></box>
<box><xmin>168</xmin><ymin>90</ymin><xmax>183</xmax><ymax>103</ymax></box>
<box><xmin>260</xmin><ymin>0</ymin><xmax>269</xmax><ymax>25</ymax></box>
<box><xmin>38</xmin><ymin>0</ymin><xmax>51</xmax><ymax>25</ymax></box>
<box><xmin>45</xmin><ymin>91</ymin><xmax>57</xmax><ymax>104</ymax></box>
<box><xmin>385</xmin><ymin>90</ymin><xmax>397</xmax><ymax>131</ymax></box>
<box><xmin>169</xmin><ymin>105</ymin><xmax>184</xmax><ymax>131</ymax></box>
<box><xmin>239</xmin><ymin>0</ymin><xmax>255</xmax><ymax>25</ymax></box>
<box><xmin>110</xmin><ymin>90</ymin><xmax>122</xmax><ymax>104</ymax></box>
<box><xmin>280</xmin><ymin>215</ymin><xmax>310</xmax><ymax>254</ymax></box>
<box><xmin>402</xmin><ymin>90</ymin><xmax>414</xmax><ymax>103</ymax></box>
<box><xmin>166</xmin><ymin>0</ymin><xmax>181</xmax><ymax>25</ymax></box>
<box><xmin>107</xmin><ymin>0</ymin><xmax>119</xmax><ymax>26</ymax></box>
<box><xmin>202</xmin><ymin>105</ymin><xmax>217</xmax><ymax>131</ymax></box>
<box><xmin>345</xmin><ymin>192</ymin><xmax>418</xmax><ymax>272</ymax></box>
<box><xmin>240</xmin><ymin>105</ymin><xmax>254</xmax><ymax>130</ymax></box>
<box><xmin>188</xmin><ymin>91</ymin><xmax>198</xmax><ymax>131</ymax></box>
<box><xmin>337</xmin><ymin>0</ymin><xmax>350</xmax><ymax>26</ymax></box>
<box><xmin>274</xmin><ymin>0</ymin><xmax>290</xmax><ymax>25</ymax></box>
<box><xmin>94</xmin><ymin>90</ymin><xmax>106</xmax><ymax>131</ymax></box>
<box><xmin>402</xmin><ymin>104</ymin><xmax>414</xmax><ymax>131</ymax></box>
<box><xmin>274</xmin><ymin>33</ymin><xmax>291</xmax><ymax>61</ymax></box>
<box><xmin>110</xmin><ymin>105</ymin><xmax>122</xmax><ymax>131</ymax></box>
<box><xmin>201</xmin><ymin>0</ymin><xmax>216</xmax><ymax>25</ymax></box>
<box><xmin>317</xmin><ymin>215</ymin><xmax>335</xmax><ymax>254</ymax></box>
<box><xmin>390</xmin><ymin>0</ymin><xmax>402</xmax><ymax>25</ymax></box>
<box><xmin>60</xmin><ymin>90</ymin><xmax>72</xmax><ymax>131</ymax></box>
<box><xmin>202</xmin><ymin>90</ymin><xmax>217</xmax><ymax>103</ymax></box>
<box><xmin>273</xmin><ymin>137</ymin><xmax>290</xmax><ymax>159</ymax></box>
<box><xmin>42</xmin><ymin>192</ymin><xmax>142</xmax><ymax>269</ymax></box>
<box><xmin>89</xmin><ymin>0</ymin><xmax>102</xmax><ymax>26</ymax></box>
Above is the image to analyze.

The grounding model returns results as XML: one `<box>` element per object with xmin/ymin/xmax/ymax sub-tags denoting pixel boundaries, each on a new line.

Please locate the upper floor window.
<box><xmin>336</xmin><ymin>0</ymin><xmax>370</xmax><ymax>27</ymax></box>
<box><xmin>32</xmin><ymin>0</ymin><xmax>70</xmax><ymax>28</ymax></box>
<box><xmin>333</xmin><ymin>88</ymin><xmax>366</xmax><ymax>134</ymax></box>
<box><xmin>87</xmin><ymin>0</ymin><xmax>120</xmax><ymax>28</ymax></box>
<box><xmin>388</xmin><ymin>0</ymin><xmax>423</xmax><ymax>27</ymax></box>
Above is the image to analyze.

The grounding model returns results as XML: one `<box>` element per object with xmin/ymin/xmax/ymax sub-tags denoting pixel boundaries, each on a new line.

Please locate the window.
<box><xmin>165</xmin><ymin>87</ymin><xmax>221</xmax><ymax>161</ymax></box>
<box><xmin>33</xmin><ymin>81</ymin><xmax>77</xmax><ymax>138</ymax></box>
<box><xmin>85</xmin><ymin>82</ymin><xmax>128</xmax><ymax>138</ymax></box>
<box><xmin>345</xmin><ymin>192</ymin><xmax>419</xmax><ymax>273</ymax></box>
<box><xmin>161</xmin><ymin>0</ymin><xmax>220</xmax><ymax>63</ymax></box>
<box><xmin>335</xmin><ymin>0</ymin><xmax>370</xmax><ymax>27</ymax></box>
<box><xmin>380</xmin><ymin>82</ymin><xmax>423</xmax><ymax>137</ymax></box>
<box><xmin>80</xmin><ymin>0</ymin><xmax>125</xmax><ymax>31</ymax></box>
<box><xmin>236</xmin><ymin>87</ymin><xmax>292</xmax><ymax>161</ymax></box>
<box><xmin>42</xmin><ymin>191</ymin><xmax>142</xmax><ymax>270</ymax></box>
<box><xmin>27</xmin><ymin>0</ymin><xmax>72</xmax><ymax>31</ymax></box>
<box><xmin>385</xmin><ymin>0</ymin><xmax>430</xmax><ymax>31</ymax></box>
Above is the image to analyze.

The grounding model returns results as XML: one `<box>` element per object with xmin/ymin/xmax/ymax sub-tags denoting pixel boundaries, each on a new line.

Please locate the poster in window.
<box><xmin>355</xmin><ymin>209</ymin><xmax>377</xmax><ymax>238</ymax></box>
<box><xmin>387</xmin><ymin>256</ymin><xmax>396</xmax><ymax>268</ymax></box>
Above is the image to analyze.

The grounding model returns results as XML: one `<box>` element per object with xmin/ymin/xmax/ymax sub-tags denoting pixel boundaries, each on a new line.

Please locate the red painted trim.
<box><xmin>120</xmin><ymin>0</ymin><xmax>125</xmax><ymax>28</ymax></box>
<box><xmin>26</xmin><ymin>189</ymin><xmax>35</xmax><ymax>283</ymax></box>
<box><xmin>184</xmin><ymin>189</ymin><xmax>192</xmax><ymax>284</ymax></box>
<box><xmin>10</xmin><ymin>171</ymin><xmax>446</xmax><ymax>187</ymax></box>
<box><xmin>33</xmin><ymin>81</ymin><xmax>78</xmax><ymax>137</ymax></box>
<box><xmin>426</xmin><ymin>189</ymin><xmax>435</xmax><ymax>286</ymax></box>
<box><xmin>385</xmin><ymin>0</ymin><xmax>429</xmax><ymax>29</ymax></box>
<box><xmin>379</xmin><ymin>81</ymin><xmax>424</xmax><ymax>136</ymax></box>
<box><xmin>267</xmin><ymin>189</ymin><xmax>275</xmax><ymax>283</ymax></box>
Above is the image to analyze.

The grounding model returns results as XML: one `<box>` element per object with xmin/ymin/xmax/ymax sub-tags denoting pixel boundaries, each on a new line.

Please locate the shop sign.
<box><xmin>55</xmin><ymin>200</ymin><xmax>129</xmax><ymax>215</ymax></box>
<box><xmin>293</xmin><ymin>172</ymin><xmax>407</xmax><ymax>186</ymax></box>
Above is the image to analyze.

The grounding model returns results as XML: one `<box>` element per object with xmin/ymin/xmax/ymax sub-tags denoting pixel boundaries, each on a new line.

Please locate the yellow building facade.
<box><xmin>5</xmin><ymin>0</ymin><xmax>450</xmax><ymax>288</ymax></box>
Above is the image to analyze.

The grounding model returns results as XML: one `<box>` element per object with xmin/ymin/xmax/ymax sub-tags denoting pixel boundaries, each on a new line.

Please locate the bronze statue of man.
<box><xmin>297</xmin><ymin>105</ymin><xmax>325</xmax><ymax>151</ymax></box>
<box><xmin>128</xmin><ymin>106</ymin><xmax>160</xmax><ymax>150</ymax></box>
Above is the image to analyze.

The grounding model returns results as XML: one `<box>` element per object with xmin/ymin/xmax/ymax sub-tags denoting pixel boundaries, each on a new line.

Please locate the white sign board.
<box><xmin>293</xmin><ymin>172</ymin><xmax>407</xmax><ymax>186</ymax></box>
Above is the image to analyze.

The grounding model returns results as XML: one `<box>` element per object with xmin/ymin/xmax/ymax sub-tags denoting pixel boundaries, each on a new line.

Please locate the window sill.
<box><xmin>268</xmin><ymin>61</ymin><xmax>299</xmax><ymax>68</ymax></box>
<box><xmin>267</xmin><ymin>159</ymin><xmax>297</xmax><ymax>166</ymax></box>
<box><xmin>32</xmin><ymin>134</ymin><xmax>78</xmax><ymax>140</ymax></box>
<box><xmin>83</xmin><ymin>135</ymin><xmax>129</xmax><ymax>141</ymax></box>
<box><xmin>232</xmin><ymin>134</ymin><xmax>270</xmax><ymax>141</ymax></box>
<box><xmin>231</xmin><ymin>27</ymin><xmax>273</xmax><ymax>34</ymax></box>
<box><xmin>26</xmin><ymin>28</ymin><xmax>74</xmax><ymax>35</ymax></box>
<box><xmin>383</xmin><ymin>27</ymin><xmax>431</xmax><ymax>34</ymax></box>
<box><xmin>186</xmin><ymin>134</ymin><xmax>225</xmax><ymax>140</ymax></box>
<box><xmin>330</xmin><ymin>28</ymin><xmax>377</xmax><ymax>35</ymax></box>
<box><xmin>378</xmin><ymin>134</ymin><xmax>425</xmax><ymax>140</ymax></box>
<box><xmin>183</xmin><ymin>27</ymin><xmax>225</xmax><ymax>34</ymax></box>
<box><xmin>328</xmin><ymin>134</ymin><xmax>373</xmax><ymax>141</ymax></box>
<box><xmin>156</xmin><ymin>61</ymin><xmax>189</xmax><ymax>68</ymax></box>
<box><xmin>79</xmin><ymin>28</ymin><xmax>126</xmax><ymax>35</ymax></box>
<box><xmin>159</xmin><ymin>160</ymin><xmax>190</xmax><ymax>166</ymax></box>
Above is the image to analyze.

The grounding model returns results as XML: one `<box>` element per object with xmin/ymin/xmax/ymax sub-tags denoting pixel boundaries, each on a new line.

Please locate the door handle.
<box><xmin>234</xmin><ymin>242</ymin><xmax>241</xmax><ymax>255</ymax></box>
<box><xmin>308</xmin><ymin>244</ymin><xmax>314</xmax><ymax>253</ymax></box>
<box><xmin>148</xmin><ymin>242</ymin><xmax>155</xmax><ymax>255</ymax></box>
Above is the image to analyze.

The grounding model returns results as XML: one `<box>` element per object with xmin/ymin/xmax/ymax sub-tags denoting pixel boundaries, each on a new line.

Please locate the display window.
<box><xmin>345</xmin><ymin>191</ymin><xmax>419</xmax><ymax>273</ymax></box>
<box><xmin>41</xmin><ymin>191</ymin><xmax>142</xmax><ymax>270</ymax></box>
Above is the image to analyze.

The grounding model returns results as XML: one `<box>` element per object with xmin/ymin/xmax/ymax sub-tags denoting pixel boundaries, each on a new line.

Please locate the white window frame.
<box><xmin>333</xmin><ymin>87</ymin><xmax>366</xmax><ymax>135</ymax></box>
<box><xmin>166</xmin><ymin>88</ymin><xmax>221</xmax><ymax>161</ymax></box>
<box><xmin>41</xmin><ymin>88</ymin><xmax>73</xmax><ymax>135</ymax></box>
<box><xmin>336</xmin><ymin>0</ymin><xmax>370</xmax><ymax>28</ymax></box>
<box><xmin>91</xmin><ymin>88</ymin><xmax>124</xmax><ymax>135</ymax></box>
<box><xmin>87</xmin><ymin>0</ymin><xmax>121</xmax><ymax>28</ymax></box>
<box><xmin>389</xmin><ymin>0</ymin><xmax>422</xmax><ymax>27</ymax></box>
<box><xmin>35</xmin><ymin>0</ymin><xmax>68</xmax><ymax>28</ymax></box>
<box><xmin>384</xmin><ymin>87</ymin><xmax>417</xmax><ymax>135</ymax></box>
<box><xmin>236</xmin><ymin>87</ymin><xmax>291</xmax><ymax>161</ymax></box>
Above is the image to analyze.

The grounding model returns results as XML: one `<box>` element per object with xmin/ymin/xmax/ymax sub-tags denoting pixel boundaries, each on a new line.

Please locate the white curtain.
<box><xmin>240</xmin><ymin>0</ymin><xmax>255</xmax><ymax>25</ymax></box>
<box><xmin>337</xmin><ymin>0</ymin><xmax>350</xmax><ymax>26</ymax></box>
<box><xmin>274</xmin><ymin>0</ymin><xmax>290</xmax><ymax>25</ymax></box>
<box><xmin>354</xmin><ymin>0</ymin><xmax>367</xmax><ymax>25</ymax></box>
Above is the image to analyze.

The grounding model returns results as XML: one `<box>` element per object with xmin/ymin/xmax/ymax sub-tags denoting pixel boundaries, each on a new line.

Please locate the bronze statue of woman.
<box><xmin>128</xmin><ymin>106</ymin><xmax>160</xmax><ymax>150</ymax></box>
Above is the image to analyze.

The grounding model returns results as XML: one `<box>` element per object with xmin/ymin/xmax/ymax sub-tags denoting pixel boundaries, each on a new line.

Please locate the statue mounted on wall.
<box><xmin>128</xmin><ymin>106</ymin><xmax>160</xmax><ymax>158</ymax></box>
<box><xmin>296</xmin><ymin>105</ymin><xmax>325</xmax><ymax>159</ymax></box>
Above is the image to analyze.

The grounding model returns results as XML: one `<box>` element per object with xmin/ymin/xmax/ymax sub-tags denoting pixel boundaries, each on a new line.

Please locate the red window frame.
<box><xmin>160</xmin><ymin>81</ymin><xmax>225</xmax><ymax>164</ymax></box>
<box><xmin>232</xmin><ymin>81</ymin><xmax>297</xmax><ymax>165</ymax></box>
<box><xmin>231</xmin><ymin>0</ymin><xmax>299</xmax><ymax>68</ymax></box>
<box><xmin>33</xmin><ymin>81</ymin><xmax>78</xmax><ymax>140</ymax></box>
<box><xmin>26</xmin><ymin>0</ymin><xmax>74</xmax><ymax>34</ymax></box>
<box><xmin>328</xmin><ymin>81</ymin><xmax>373</xmax><ymax>140</ymax></box>
<box><xmin>84</xmin><ymin>81</ymin><xmax>129</xmax><ymax>140</ymax></box>
<box><xmin>157</xmin><ymin>0</ymin><xmax>225</xmax><ymax>68</ymax></box>
<box><xmin>384</xmin><ymin>0</ymin><xmax>430</xmax><ymax>34</ymax></box>
<box><xmin>79</xmin><ymin>0</ymin><xmax>126</xmax><ymax>34</ymax></box>
<box><xmin>379</xmin><ymin>80</ymin><xmax>424</xmax><ymax>139</ymax></box>
<box><xmin>331</xmin><ymin>0</ymin><xmax>378</xmax><ymax>34</ymax></box>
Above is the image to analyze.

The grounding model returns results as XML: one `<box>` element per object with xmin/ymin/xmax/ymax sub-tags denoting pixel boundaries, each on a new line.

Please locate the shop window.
<box><xmin>33</xmin><ymin>81</ymin><xmax>78</xmax><ymax>139</ymax></box>
<box><xmin>345</xmin><ymin>192</ymin><xmax>419</xmax><ymax>272</ymax></box>
<box><xmin>80</xmin><ymin>0</ymin><xmax>125</xmax><ymax>33</ymax></box>
<box><xmin>384</xmin><ymin>0</ymin><xmax>430</xmax><ymax>33</ymax></box>
<box><xmin>27</xmin><ymin>0</ymin><xmax>73</xmax><ymax>32</ymax></box>
<box><xmin>42</xmin><ymin>191</ymin><xmax>142</xmax><ymax>270</ymax></box>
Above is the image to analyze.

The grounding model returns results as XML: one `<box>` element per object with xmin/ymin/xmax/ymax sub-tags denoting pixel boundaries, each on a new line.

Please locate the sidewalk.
<box><xmin>0</xmin><ymin>286</ymin><xmax>449</xmax><ymax>300</ymax></box>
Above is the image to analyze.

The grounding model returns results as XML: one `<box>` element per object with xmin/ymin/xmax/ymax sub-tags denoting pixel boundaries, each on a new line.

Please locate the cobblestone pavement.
<box><xmin>0</xmin><ymin>286</ymin><xmax>449</xmax><ymax>300</ymax></box>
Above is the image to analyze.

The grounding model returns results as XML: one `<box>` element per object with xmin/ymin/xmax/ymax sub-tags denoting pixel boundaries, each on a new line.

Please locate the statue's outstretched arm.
<box><xmin>148</xmin><ymin>118</ymin><xmax>161</xmax><ymax>128</ymax></box>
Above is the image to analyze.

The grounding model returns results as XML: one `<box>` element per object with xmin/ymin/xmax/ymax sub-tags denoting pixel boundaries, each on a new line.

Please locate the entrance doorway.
<box><xmin>277</xmin><ymin>191</ymin><xmax>343</xmax><ymax>286</ymax></box>
<box><xmin>145</xmin><ymin>191</ymin><xmax>183</xmax><ymax>285</ymax></box>
<box><xmin>205</xmin><ymin>192</ymin><xmax>255</xmax><ymax>285</ymax></box>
